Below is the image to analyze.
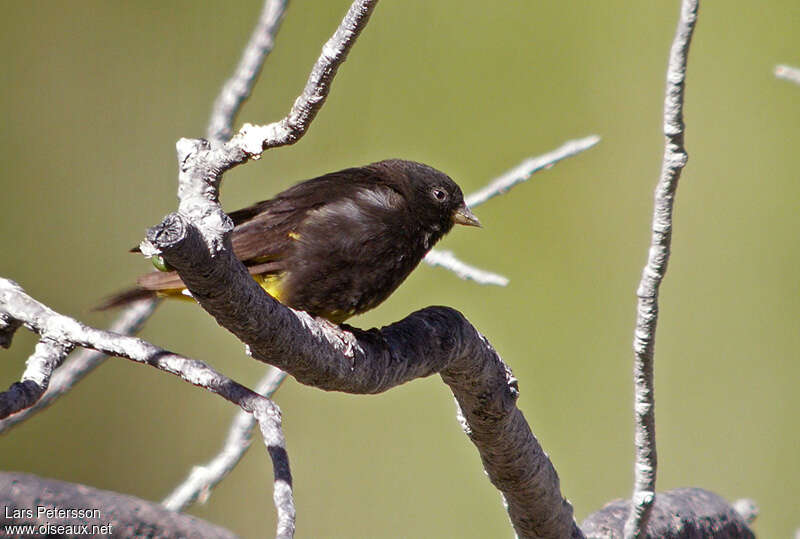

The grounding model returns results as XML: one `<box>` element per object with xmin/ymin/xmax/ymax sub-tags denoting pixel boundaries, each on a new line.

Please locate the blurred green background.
<box><xmin>1</xmin><ymin>1</ymin><xmax>798</xmax><ymax>537</ymax></box>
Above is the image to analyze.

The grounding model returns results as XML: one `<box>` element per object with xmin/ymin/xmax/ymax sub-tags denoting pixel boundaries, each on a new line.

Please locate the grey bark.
<box><xmin>0</xmin><ymin>472</ymin><xmax>237</xmax><ymax>539</ymax></box>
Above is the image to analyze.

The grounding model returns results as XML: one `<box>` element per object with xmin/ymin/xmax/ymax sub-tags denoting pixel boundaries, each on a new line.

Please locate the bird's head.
<box><xmin>370</xmin><ymin>159</ymin><xmax>481</xmax><ymax>236</ymax></box>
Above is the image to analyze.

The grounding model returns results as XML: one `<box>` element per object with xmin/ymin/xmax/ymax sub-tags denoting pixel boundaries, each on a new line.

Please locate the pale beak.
<box><xmin>452</xmin><ymin>204</ymin><xmax>482</xmax><ymax>228</ymax></box>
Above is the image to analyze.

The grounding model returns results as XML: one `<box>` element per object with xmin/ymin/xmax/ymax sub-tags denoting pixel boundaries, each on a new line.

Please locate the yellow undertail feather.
<box><xmin>253</xmin><ymin>273</ymin><xmax>285</xmax><ymax>302</ymax></box>
<box><xmin>155</xmin><ymin>273</ymin><xmax>286</xmax><ymax>303</ymax></box>
<box><xmin>155</xmin><ymin>272</ymin><xmax>354</xmax><ymax>324</ymax></box>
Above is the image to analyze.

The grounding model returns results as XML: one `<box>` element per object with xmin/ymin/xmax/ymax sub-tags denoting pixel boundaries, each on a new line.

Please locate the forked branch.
<box><xmin>0</xmin><ymin>278</ymin><xmax>295</xmax><ymax>538</ymax></box>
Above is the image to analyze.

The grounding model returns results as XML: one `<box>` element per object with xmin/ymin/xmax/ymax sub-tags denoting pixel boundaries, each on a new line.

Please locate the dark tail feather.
<box><xmin>94</xmin><ymin>287</ymin><xmax>157</xmax><ymax>311</ymax></box>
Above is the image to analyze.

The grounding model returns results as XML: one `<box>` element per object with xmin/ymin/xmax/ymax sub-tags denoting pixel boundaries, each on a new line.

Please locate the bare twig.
<box><xmin>0</xmin><ymin>278</ymin><xmax>295</xmax><ymax>538</ymax></box>
<box><xmin>163</xmin><ymin>367</ymin><xmax>287</xmax><ymax>511</ymax></box>
<box><xmin>625</xmin><ymin>1</ymin><xmax>699</xmax><ymax>538</ymax></box>
<box><xmin>464</xmin><ymin>135</ymin><xmax>600</xmax><ymax>208</ymax></box>
<box><xmin>775</xmin><ymin>64</ymin><xmax>800</xmax><ymax>85</ymax></box>
<box><xmin>423</xmin><ymin>250</ymin><xmax>508</xmax><ymax>286</ymax></box>
<box><xmin>207</xmin><ymin>0</ymin><xmax>290</xmax><ymax>144</ymax></box>
<box><xmin>422</xmin><ymin>136</ymin><xmax>600</xmax><ymax>286</ymax></box>
<box><xmin>228</xmin><ymin>0</ymin><xmax>378</xmax><ymax>160</ymax></box>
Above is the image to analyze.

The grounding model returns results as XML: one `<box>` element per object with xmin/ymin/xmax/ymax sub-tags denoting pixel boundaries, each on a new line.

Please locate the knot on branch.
<box><xmin>146</xmin><ymin>213</ymin><xmax>188</xmax><ymax>253</ymax></box>
<box><xmin>144</xmin><ymin>211</ymin><xmax>235</xmax><ymax>268</ymax></box>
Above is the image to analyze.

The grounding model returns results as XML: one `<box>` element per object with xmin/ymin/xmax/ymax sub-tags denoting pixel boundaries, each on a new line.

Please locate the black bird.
<box><xmin>99</xmin><ymin>159</ymin><xmax>481</xmax><ymax>322</ymax></box>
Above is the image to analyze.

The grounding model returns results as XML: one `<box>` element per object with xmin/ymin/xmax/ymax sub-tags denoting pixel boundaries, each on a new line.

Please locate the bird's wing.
<box><xmin>137</xmin><ymin>270</ymin><xmax>186</xmax><ymax>291</ymax></box>
<box><xmin>137</xmin><ymin>167</ymin><xmax>404</xmax><ymax>291</ymax></box>
<box><xmin>228</xmin><ymin>167</ymin><xmax>403</xmax><ymax>263</ymax></box>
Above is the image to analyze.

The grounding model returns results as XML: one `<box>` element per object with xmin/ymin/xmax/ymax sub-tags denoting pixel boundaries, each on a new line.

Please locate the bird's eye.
<box><xmin>432</xmin><ymin>188</ymin><xmax>447</xmax><ymax>202</ymax></box>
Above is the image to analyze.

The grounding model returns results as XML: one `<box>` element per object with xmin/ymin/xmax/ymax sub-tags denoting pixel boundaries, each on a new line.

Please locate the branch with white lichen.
<box><xmin>625</xmin><ymin>0</ymin><xmax>698</xmax><ymax>537</ymax></box>
<box><xmin>218</xmin><ymin>0</ymin><xmax>380</xmax><ymax>164</ymax></box>
<box><xmin>163</xmin><ymin>366</ymin><xmax>287</xmax><ymax>512</ymax></box>
<box><xmin>424</xmin><ymin>249</ymin><xmax>509</xmax><ymax>286</ymax></box>
<box><xmin>464</xmin><ymin>135</ymin><xmax>601</xmax><ymax>208</ymax></box>
<box><xmin>423</xmin><ymin>135</ymin><xmax>601</xmax><ymax>286</ymax></box>
<box><xmin>0</xmin><ymin>298</ymin><xmax>158</xmax><ymax>434</ymax></box>
<box><xmin>0</xmin><ymin>278</ymin><xmax>295</xmax><ymax>539</ymax></box>
<box><xmin>207</xmin><ymin>0</ymin><xmax>289</xmax><ymax>144</ymax></box>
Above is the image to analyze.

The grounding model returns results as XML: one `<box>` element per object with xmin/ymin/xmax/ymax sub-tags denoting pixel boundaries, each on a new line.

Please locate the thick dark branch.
<box><xmin>627</xmin><ymin>1</ymin><xmax>698</xmax><ymax>537</ymax></box>
<box><xmin>0</xmin><ymin>472</ymin><xmax>237</xmax><ymax>539</ymax></box>
<box><xmin>145</xmin><ymin>195</ymin><xmax>579</xmax><ymax>537</ymax></box>
<box><xmin>207</xmin><ymin>0</ymin><xmax>290</xmax><ymax>144</ymax></box>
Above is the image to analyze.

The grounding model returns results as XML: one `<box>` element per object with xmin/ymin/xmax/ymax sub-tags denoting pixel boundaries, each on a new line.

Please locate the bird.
<box><xmin>97</xmin><ymin>159</ymin><xmax>481</xmax><ymax>323</ymax></box>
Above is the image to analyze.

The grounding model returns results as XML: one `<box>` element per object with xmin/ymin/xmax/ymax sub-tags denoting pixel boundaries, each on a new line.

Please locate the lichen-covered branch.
<box><xmin>625</xmin><ymin>1</ymin><xmax>699</xmax><ymax>538</ymax></box>
<box><xmin>423</xmin><ymin>249</ymin><xmax>509</xmax><ymax>286</ymax></box>
<box><xmin>0</xmin><ymin>278</ymin><xmax>295</xmax><ymax>539</ymax></box>
<box><xmin>207</xmin><ymin>0</ymin><xmax>290</xmax><ymax>144</ymax></box>
<box><xmin>163</xmin><ymin>366</ymin><xmax>287</xmax><ymax>512</ymax></box>
<box><xmin>464</xmin><ymin>135</ymin><xmax>600</xmax><ymax>208</ymax></box>
<box><xmin>422</xmin><ymin>136</ymin><xmax>601</xmax><ymax>286</ymax></box>
<box><xmin>217</xmin><ymin>0</ymin><xmax>378</xmax><ymax>166</ymax></box>
<box><xmin>0</xmin><ymin>298</ymin><xmax>158</xmax><ymax>434</ymax></box>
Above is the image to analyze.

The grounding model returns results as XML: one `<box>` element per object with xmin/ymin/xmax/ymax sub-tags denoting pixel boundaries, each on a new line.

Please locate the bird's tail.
<box><xmin>94</xmin><ymin>287</ymin><xmax>157</xmax><ymax>311</ymax></box>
